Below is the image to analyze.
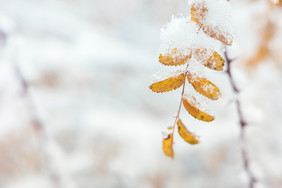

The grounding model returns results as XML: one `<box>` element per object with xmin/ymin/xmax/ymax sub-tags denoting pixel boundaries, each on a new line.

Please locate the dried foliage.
<box><xmin>149</xmin><ymin>73</ymin><xmax>185</xmax><ymax>93</ymax></box>
<box><xmin>162</xmin><ymin>133</ymin><xmax>174</xmax><ymax>158</ymax></box>
<box><xmin>190</xmin><ymin>1</ymin><xmax>233</xmax><ymax>46</ymax></box>
<box><xmin>187</xmin><ymin>72</ymin><xmax>221</xmax><ymax>100</ymax></box>
<box><xmin>241</xmin><ymin>1</ymin><xmax>282</xmax><ymax>70</ymax></box>
<box><xmin>182</xmin><ymin>96</ymin><xmax>215</xmax><ymax>122</ymax></box>
<box><xmin>159</xmin><ymin>48</ymin><xmax>191</xmax><ymax>66</ymax></box>
<box><xmin>194</xmin><ymin>50</ymin><xmax>225</xmax><ymax>71</ymax></box>
<box><xmin>149</xmin><ymin>0</ymin><xmax>233</xmax><ymax>158</ymax></box>
<box><xmin>177</xmin><ymin>119</ymin><xmax>199</xmax><ymax>145</ymax></box>
<box><xmin>246</xmin><ymin>17</ymin><xmax>276</xmax><ymax>68</ymax></box>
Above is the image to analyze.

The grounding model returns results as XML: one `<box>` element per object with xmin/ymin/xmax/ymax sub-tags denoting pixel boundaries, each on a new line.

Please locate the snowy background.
<box><xmin>0</xmin><ymin>0</ymin><xmax>281</xmax><ymax>188</ymax></box>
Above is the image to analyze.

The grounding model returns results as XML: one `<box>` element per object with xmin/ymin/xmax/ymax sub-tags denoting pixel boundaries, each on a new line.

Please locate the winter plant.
<box><xmin>150</xmin><ymin>0</ymin><xmax>282</xmax><ymax>187</ymax></box>
<box><xmin>149</xmin><ymin>0</ymin><xmax>233</xmax><ymax>159</ymax></box>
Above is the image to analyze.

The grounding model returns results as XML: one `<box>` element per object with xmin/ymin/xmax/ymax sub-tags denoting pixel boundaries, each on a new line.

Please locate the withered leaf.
<box><xmin>190</xmin><ymin>2</ymin><xmax>233</xmax><ymax>46</ymax></box>
<box><xmin>149</xmin><ymin>73</ymin><xmax>185</xmax><ymax>93</ymax></box>
<box><xmin>168</xmin><ymin>127</ymin><xmax>174</xmax><ymax>130</ymax></box>
<box><xmin>187</xmin><ymin>72</ymin><xmax>221</xmax><ymax>100</ymax></box>
<box><xmin>177</xmin><ymin>119</ymin><xmax>199</xmax><ymax>145</ymax></box>
<box><xmin>190</xmin><ymin>1</ymin><xmax>207</xmax><ymax>24</ymax></box>
<box><xmin>202</xmin><ymin>25</ymin><xmax>233</xmax><ymax>46</ymax></box>
<box><xmin>159</xmin><ymin>48</ymin><xmax>192</xmax><ymax>66</ymax></box>
<box><xmin>194</xmin><ymin>49</ymin><xmax>224</xmax><ymax>71</ymax></box>
<box><xmin>182</xmin><ymin>96</ymin><xmax>214</xmax><ymax>122</ymax></box>
<box><xmin>163</xmin><ymin>133</ymin><xmax>174</xmax><ymax>158</ymax></box>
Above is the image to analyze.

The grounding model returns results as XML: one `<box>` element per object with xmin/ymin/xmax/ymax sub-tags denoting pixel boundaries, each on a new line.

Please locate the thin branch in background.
<box><xmin>13</xmin><ymin>61</ymin><xmax>44</xmax><ymax>134</ymax></box>
<box><xmin>224</xmin><ymin>49</ymin><xmax>257</xmax><ymax>188</ymax></box>
<box><xmin>11</xmin><ymin>54</ymin><xmax>63</xmax><ymax>187</ymax></box>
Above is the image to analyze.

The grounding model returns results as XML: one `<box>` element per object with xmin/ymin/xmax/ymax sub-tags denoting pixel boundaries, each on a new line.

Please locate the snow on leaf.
<box><xmin>177</xmin><ymin>119</ymin><xmax>199</xmax><ymax>145</ymax></box>
<box><xmin>190</xmin><ymin>0</ymin><xmax>233</xmax><ymax>46</ymax></box>
<box><xmin>182</xmin><ymin>96</ymin><xmax>214</xmax><ymax>122</ymax></box>
<box><xmin>190</xmin><ymin>0</ymin><xmax>208</xmax><ymax>24</ymax></box>
<box><xmin>159</xmin><ymin>48</ymin><xmax>192</xmax><ymax>66</ymax></box>
<box><xmin>201</xmin><ymin>25</ymin><xmax>233</xmax><ymax>46</ymax></box>
<box><xmin>187</xmin><ymin>72</ymin><xmax>221</xmax><ymax>100</ymax></box>
<box><xmin>163</xmin><ymin>133</ymin><xmax>174</xmax><ymax>159</ymax></box>
<box><xmin>149</xmin><ymin>72</ymin><xmax>185</xmax><ymax>93</ymax></box>
<box><xmin>193</xmin><ymin>49</ymin><xmax>224</xmax><ymax>71</ymax></box>
<box><xmin>186</xmin><ymin>72</ymin><xmax>221</xmax><ymax>100</ymax></box>
<box><xmin>160</xmin><ymin>17</ymin><xmax>221</xmax><ymax>53</ymax></box>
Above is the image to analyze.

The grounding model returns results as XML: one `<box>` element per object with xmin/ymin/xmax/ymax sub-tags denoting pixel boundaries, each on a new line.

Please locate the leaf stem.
<box><xmin>11</xmin><ymin>51</ymin><xmax>65</xmax><ymax>187</ymax></box>
<box><xmin>172</xmin><ymin>64</ymin><xmax>189</xmax><ymax>137</ymax></box>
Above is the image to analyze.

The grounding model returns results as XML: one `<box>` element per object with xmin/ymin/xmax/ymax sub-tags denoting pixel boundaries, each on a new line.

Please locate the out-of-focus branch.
<box><xmin>13</xmin><ymin>61</ymin><xmax>44</xmax><ymax>133</ymax></box>
<box><xmin>11</xmin><ymin>54</ymin><xmax>65</xmax><ymax>187</ymax></box>
<box><xmin>224</xmin><ymin>50</ymin><xmax>256</xmax><ymax>188</ymax></box>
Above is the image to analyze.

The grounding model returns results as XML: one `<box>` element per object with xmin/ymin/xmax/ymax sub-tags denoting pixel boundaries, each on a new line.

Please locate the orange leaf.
<box><xmin>202</xmin><ymin>25</ymin><xmax>233</xmax><ymax>46</ymax></box>
<box><xmin>168</xmin><ymin>127</ymin><xmax>174</xmax><ymax>130</ymax></box>
<box><xmin>163</xmin><ymin>133</ymin><xmax>174</xmax><ymax>158</ymax></box>
<box><xmin>194</xmin><ymin>49</ymin><xmax>224</xmax><ymax>71</ymax></box>
<box><xmin>187</xmin><ymin>72</ymin><xmax>221</xmax><ymax>100</ymax></box>
<box><xmin>177</xmin><ymin>119</ymin><xmax>199</xmax><ymax>145</ymax></box>
<box><xmin>159</xmin><ymin>48</ymin><xmax>192</xmax><ymax>66</ymax></box>
<box><xmin>149</xmin><ymin>73</ymin><xmax>185</xmax><ymax>93</ymax></box>
<box><xmin>190</xmin><ymin>1</ymin><xmax>207</xmax><ymax>25</ymax></box>
<box><xmin>190</xmin><ymin>2</ymin><xmax>233</xmax><ymax>46</ymax></box>
<box><xmin>182</xmin><ymin>96</ymin><xmax>214</xmax><ymax>122</ymax></box>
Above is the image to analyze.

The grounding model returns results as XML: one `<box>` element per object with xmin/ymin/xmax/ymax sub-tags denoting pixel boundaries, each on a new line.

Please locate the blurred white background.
<box><xmin>0</xmin><ymin>0</ymin><xmax>281</xmax><ymax>188</ymax></box>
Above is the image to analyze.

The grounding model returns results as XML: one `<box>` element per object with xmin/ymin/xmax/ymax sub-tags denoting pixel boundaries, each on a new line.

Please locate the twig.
<box><xmin>224</xmin><ymin>50</ymin><xmax>256</xmax><ymax>188</ymax></box>
<box><xmin>13</xmin><ymin>61</ymin><xmax>45</xmax><ymax>134</ymax></box>
<box><xmin>172</xmin><ymin>64</ymin><xmax>189</xmax><ymax>136</ymax></box>
<box><xmin>11</xmin><ymin>54</ymin><xmax>64</xmax><ymax>187</ymax></box>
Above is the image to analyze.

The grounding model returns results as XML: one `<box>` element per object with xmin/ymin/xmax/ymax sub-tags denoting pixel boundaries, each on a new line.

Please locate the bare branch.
<box><xmin>224</xmin><ymin>49</ymin><xmax>257</xmax><ymax>188</ymax></box>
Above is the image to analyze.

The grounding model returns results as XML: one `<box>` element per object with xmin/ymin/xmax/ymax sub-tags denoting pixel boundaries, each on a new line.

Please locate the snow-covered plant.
<box><xmin>149</xmin><ymin>0</ymin><xmax>233</xmax><ymax>158</ymax></box>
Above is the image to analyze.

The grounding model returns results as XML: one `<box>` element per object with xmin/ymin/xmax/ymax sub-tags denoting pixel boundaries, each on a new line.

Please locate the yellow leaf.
<box><xmin>159</xmin><ymin>48</ymin><xmax>192</xmax><ymax>66</ymax></box>
<box><xmin>149</xmin><ymin>73</ymin><xmax>185</xmax><ymax>93</ymax></box>
<box><xmin>163</xmin><ymin>133</ymin><xmax>174</xmax><ymax>159</ymax></box>
<box><xmin>187</xmin><ymin>72</ymin><xmax>221</xmax><ymax>100</ymax></box>
<box><xmin>246</xmin><ymin>20</ymin><xmax>275</xmax><ymax>68</ymax></box>
<box><xmin>177</xmin><ymin>119</ymin><xmax>199</xmax><ymax>145</ymax></box>
<box><xmin>190</xmin><ymin>2</ymin><xmax>233</xmax><ymax>46</ymax></box>
<box><xmin>168</xmin><ymin>127</ymin><xmax>174</xmax><ymax>130</ymax></box>
<box><xmin>194</xmin><ymin>49</ymin><xmax>224</xmax><ymax>71</ymax></box>
<box><xmin>206</xmin><ymin>51</ymin><xmax>224</xmax><ymax>71</ymax></box>
<box><xmin>190</xmin><ymin>2</ymin><xmax>207</xmax><ymax>25</ymax></box>
<box><xmin>202</xmin><ymin>25</ymin><xmax>233</xmax><ymax>46</ymax></box>
<box><xmin>182</xmin><ymin>96</ymin><xmax>214</xmax><ymax>122</ymax></box>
